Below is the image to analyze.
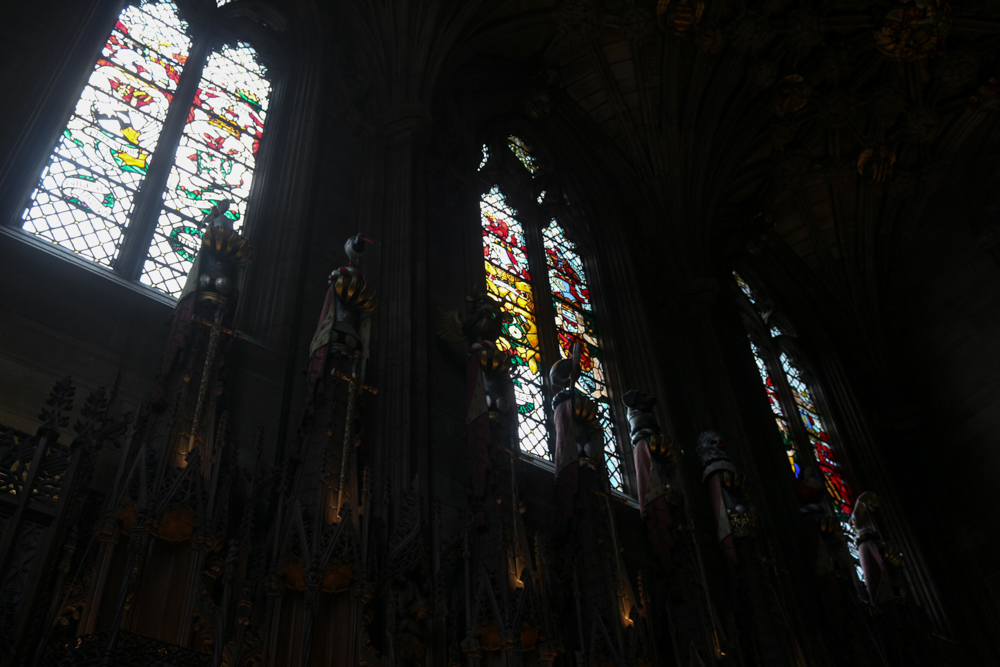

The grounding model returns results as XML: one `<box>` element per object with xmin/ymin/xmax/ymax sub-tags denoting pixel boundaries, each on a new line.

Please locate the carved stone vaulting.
<box><xmin>0</xmin><ymin>0</ymin><xmax>999</xmax><ymax>665</ymax></box>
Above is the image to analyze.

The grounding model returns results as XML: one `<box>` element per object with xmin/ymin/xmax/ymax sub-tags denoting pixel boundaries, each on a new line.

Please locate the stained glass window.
<box><xmin>481</xmin><ymin>186</ymin><xmax>548</xmax><ymax>458</ymax></box>
<box><xmin>22</xmin><ymin>2</ymin><xmax>190</xmax><ymax>267</ymax></box>
<box><xmin>543</xmin><ymin>221</ymin><xmax>621</xmax><ymax>489</ymax></box>
<box><xmin>20</xmin><ymin>1</ymin><xmax>271</xmax><ymax>299</ymax></box>
<box><xmin>749</xmin><ymin>340</ymin><xmax>799</xmax><ymax>477</ymax></box>
<box><xmin>507</xmin><ymin>136</ymin><xmax>538</xmax><ymax>173</ymax></box>
<box><xmin>142</xmin><ymin>43</ymin><xmax>271</xmax><ymax>295</ymax></box>
<box><xmin>735</xmin><ymin>272</ymin><xmax>758</xmax><ymax>305</ymax></box>
<box><xmin>779</xmin><ymin>351</ymin><xmax>862</xmax><ymax>576</ymax></box>
<box><xmin>480</xmin><ymin>136</ymin><xmax>624</xmax><ymax>491</ymax></box>
<box><xmin>779</xmin><ymin>353</ymin><xmax>853</xmax><ymax>522</ymax></box>
<box><xmin>735</xmin><ymin>271</ymin><xmax>861</xmax><ymax>577</ymax></box>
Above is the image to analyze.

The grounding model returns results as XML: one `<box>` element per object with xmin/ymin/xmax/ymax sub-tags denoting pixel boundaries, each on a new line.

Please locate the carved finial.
<box><xmin>74</xmin><ymin>385</ymin><xmax>110</xmax><ymax>447</ymax></box>
<box><xmin>38</xmin><ymin>376</ymin><xmax>75</xmax><ymax>433</ymax></box>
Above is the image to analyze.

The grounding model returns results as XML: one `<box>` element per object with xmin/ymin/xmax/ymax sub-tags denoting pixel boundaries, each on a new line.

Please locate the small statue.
<box><xmin>794</xmin><ymin>466</ymin><xmax>825</xmax><ymax>515</ymax></box>
<box><xmin>436</xmin><ymin>287</ymin><xmax>516</xmax><ymax>501</ymax></box>
<box><xmin>794</xmin><ymin>467</ymin><xmax>852</xmax><ymax>575</ymax></box>
<box><xmin>792</xmin><ymin>465</ymin><xmax>855</xmax><ymax>646</ymax></box>
<box><xmin>551</xmin><ymin>343</ymin><xmax>604</xmax><ymax>474</ymax></box>
<box><xmin>304</xmin><ymin>235</ymin><xmax>378</xmax><ymax>412</ymax></box>
<box><xmin>850</xmin><ymin>492</ymin><xmax>893</xmax><ymax>606</ymax></box>
<box><xmin>179</xmin><ymin>199</ymin><xmax>250</xmax><ymax>303</ymax></box>
<box><xmin>623</xmin><ymin>390</ymin><xmax>681</xmax><ymax>570</ymax></box>
<box><xmin>696</xmin><ymin>431</ymin><xmax>752</xmax><ymax>565</ymax></box>
<box><xmin>155</xmin><ymin>198</ymin><xmax>253</xmax><ymax>400</ymax></box>
<box><xmin>201</xmin><ymin>199</ymin><xmax>233</xmax><ymax>230</ymax></box>
<box><xmin>550</xmin><ymin>343</ymin><xmax>604</xmax><ymax>522</ymax></box>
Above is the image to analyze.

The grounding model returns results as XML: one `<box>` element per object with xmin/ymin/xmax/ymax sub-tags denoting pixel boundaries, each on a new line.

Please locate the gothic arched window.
<box><xmin>734</xmin><ymin>272</ymin><xmax>861</xmax><ymax>570</ymax></box>
<box><xmin>19</xmin><ymin>0</ymin><xmax>272</xmax><ymax>297</ymax></box>
<box><xmin>479</xmin><ymin>136</ymin><xmax>623</xmax><ymax>490</ymax></box>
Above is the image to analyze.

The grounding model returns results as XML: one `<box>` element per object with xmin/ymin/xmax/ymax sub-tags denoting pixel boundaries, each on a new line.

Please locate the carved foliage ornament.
<box><xmin>858</xmin><ymin>146</ymin><xmax>897</xmax><ymax>183</ymax></box>
<box><xmin>874</xmin><ymin>0</ymin><xmax>951</xmax><ymax>62</ymax></box>
<box><xmin>656</xmin><ymin>0</ymin><xmax>705</xmax><ymax>36</ymax></box>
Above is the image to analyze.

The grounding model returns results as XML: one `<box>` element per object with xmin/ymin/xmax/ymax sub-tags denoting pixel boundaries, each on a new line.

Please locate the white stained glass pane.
<box><xmin>543</xmin><ymin>219</ymin><xmax>617</xmax><ymax>480</ymax></box>
<box><xmin>140</xmin><ymin>210</ymin><xmax>201</xmax><ymax>296</ymax></box>
<box><xmin>144</xmin><ymin>42</ymin><xmax>271</xmax><ymax>297</ymax></box>
<box><xmin>514</xmin><ymin>373</ymin><xmax>549</xmax><ymax>459</ymax></box>
<box><xmin>22</xmin><ymin>0</ymin><xmax>190</xmax><ymax>270</ymax></box>
<box><xmin>543</xmin><ymin>221</ymin><xmax>591</xmax><ymax>311</ymax></box>
<box><xmin>482</xmin><ymin>186</ymin><xmax>546</xmax><ymax>458</ymax></box>
<box><xmin>734</xmin><ymin>271</ymin><xmax>757</xmax><ymax>304</ymax></box>
<box><xmin>200</xmin><ymin>43</ymin><xmax>271</xmax><ymax>109</ymax></box>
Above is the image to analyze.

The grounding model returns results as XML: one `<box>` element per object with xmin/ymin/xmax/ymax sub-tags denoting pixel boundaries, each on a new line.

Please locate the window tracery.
<box><xmin>479</xmin><ymin>136</ymin><xmax>623</xmax><ymax>490</ymax></box>
<box><xmin>20</xmin><ymin>0</ymin><xmax>272</xmax><ymax>298</ymax></box>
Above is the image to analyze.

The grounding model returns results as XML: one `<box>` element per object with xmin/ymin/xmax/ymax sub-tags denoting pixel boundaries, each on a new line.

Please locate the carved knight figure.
<box><xmin>304</xmin><ymin>237</ymin><xmax>378</xmax><ymax>414</ymax></box>
<box><xmin>182</xmin><ymin>199</ymin><xmax>244</xmax><ymax>302</ymax></box>
<box><xmin>850</xmin><ymin>491</ymin><xmax>896</xmax><ymax>606</ymax></box>
<box><xmin>155</xmin><ymin>198</ymin><xmax>254</xmax><ymax>403</ymax></box>
<box><xmin>622</xmin><ymin>390</ymin><xmax>681</xmax><ymax>570</ymax></box>
<box><xmin>792</xmin><ymin>466</ymin><xmax>855</xmax><ymax>648</ymax></box>
<box><xmin>794</xmin><ymin>467</ymin><xmax>853</xmax><ymax>578</ymax></box>
<box><xmin>551</xmin><ymin>343</ymin><xmax>604</xmax><ymax>521</ymax></box>
<box><xmin>201</xmin><ymin>198</ymin><xmax>233</xmax><ymax>230</ymax></box>
<box><xmin>696</xmin><ymin>431</ymin><xmax>752</xmax><ymax>565</ymax></box>
<box><xmin>436</xmin><ymin>288</ymin><xmax>516</xmax><ymax>500</ymax></box>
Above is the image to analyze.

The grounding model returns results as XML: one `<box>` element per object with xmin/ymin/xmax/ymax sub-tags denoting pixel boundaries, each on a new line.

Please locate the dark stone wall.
<box><xmin>891</xmin><ymin>191</ymin><xmax>1000</xmax><ymax>657</ymax></box>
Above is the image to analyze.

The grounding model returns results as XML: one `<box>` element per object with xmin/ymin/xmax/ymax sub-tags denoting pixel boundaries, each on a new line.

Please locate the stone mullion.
<box><xmin>568</xmin><ymin>210</ymin><xmax>639</xmax><ymax>493</ymax></box>
<box><xmin>114</xmin><ymin>31</ymin><xmax>213</xmax><ymax>281</ymax></box>
<box><xmin>766</xmin><ymin>342</ymin><xmax>823</xmax><ymax>483</ymax></box>
<box><xmin>522</xmin><ymin>205</ymin><xmax>561</xmax><ymax>457</ymax></box>
<box><xmin>237</xmin><ymin>40</ymin><xmax>326</xmax><ymax>346</ymax></box>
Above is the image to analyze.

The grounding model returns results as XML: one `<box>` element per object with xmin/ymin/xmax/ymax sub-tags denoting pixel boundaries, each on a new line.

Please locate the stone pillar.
<box><xmin>365</xmin><ymin>103</ymin><xmax>433</xmax><ymax>524</ymax></box>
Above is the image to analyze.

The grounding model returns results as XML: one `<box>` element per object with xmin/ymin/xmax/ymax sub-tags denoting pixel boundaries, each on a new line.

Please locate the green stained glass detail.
<box><xmin>543</xmin><ymin>220</ymin><xmax>620</xmax><ymax>490</ymax></box>
<box><xmin>142</xmin><ymin>42</ymin><xmax>271</xmax><ymax>297</ymax></box>
<box><xmin>22</xmin><ymin>0</ymin><xmax>190</xmax><ymax>269</ymax></box>
<box><xmin>507</xmin><ymin>135</ymin><xmax>538</xmax><ymax>173</ymax></box>
<box><xmin>481</xmin><ymin>185</ymin><xmax>548</xmax><ymax>459</ymax></box>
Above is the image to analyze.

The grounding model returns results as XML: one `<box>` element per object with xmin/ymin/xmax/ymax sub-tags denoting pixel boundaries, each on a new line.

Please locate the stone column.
<box><xmin>364</xmin><ymin>103</ymin><xmax>433</xmax><ymax>524</ymax></box>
